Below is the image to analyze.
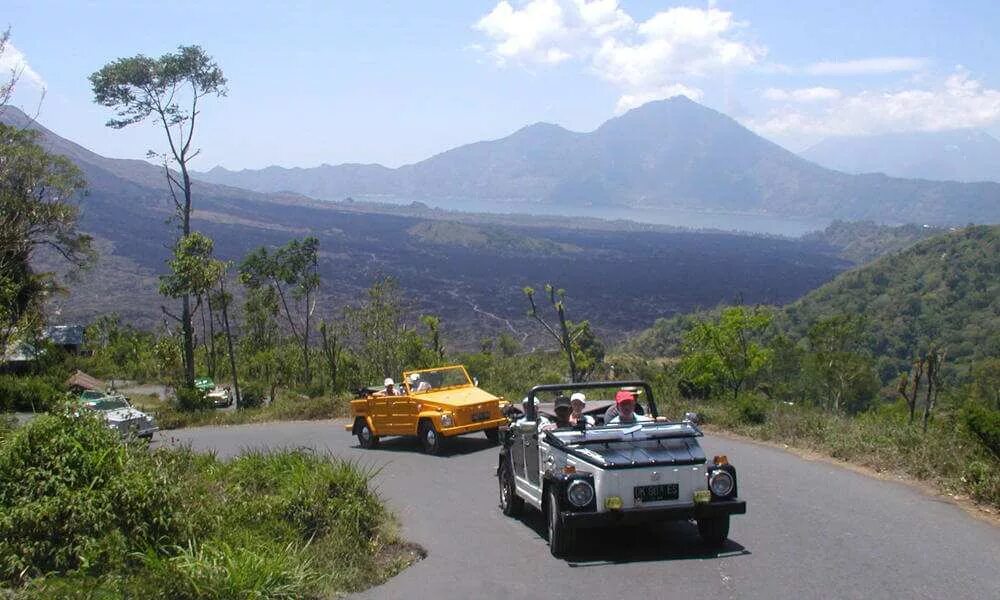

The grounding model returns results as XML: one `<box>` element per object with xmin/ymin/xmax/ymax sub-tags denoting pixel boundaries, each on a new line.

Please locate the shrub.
<box><xmin>238</xmin><ymin>382</ymin><xmax>266</xmax><ymax>409</ymax></box>
<box><xmin>964</xmin><ymin>403</ymin><xmax>1000</xmax><ymax>457</ymax></box>
<box><xmin>734</xmin><ymin>394</ymin><xmax>770</xmax><ymax>425</ymax></box>
<box><xmin>0</xmin><ymin>414</ymin><xmax>185</xmax><ymax>583</ymax></box>
<box><xmin>174</xmin><ymin>386</ymin><xmax>212</xmax><ymax>411</ymax></box>
<box><xmin>0</xmin><ymin>375</ymin><xmax>64</xmax><ymax>412</ymax></box>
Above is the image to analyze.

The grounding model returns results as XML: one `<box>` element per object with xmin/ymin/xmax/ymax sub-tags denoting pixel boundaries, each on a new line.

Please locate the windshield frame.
<box><xmin>402</xmin><ymin>365</ymin><xmax>473</xmax><ymax>394</ymax></box>
<box><xmin>523</xmin><ymin>380</ymin><xmax>659</xmax><ymax>422</ymax></box>
<box><xmin>82</xmin><ymin>395</ymin><xmax>131</xmax><ymax>411</ymax></box>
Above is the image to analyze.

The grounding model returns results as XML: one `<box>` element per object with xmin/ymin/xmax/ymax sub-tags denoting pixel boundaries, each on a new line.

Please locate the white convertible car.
<box><xmin>497</xmin><ymin>381</ymin><xmax>746</xmax><ymax>557</ymax></box>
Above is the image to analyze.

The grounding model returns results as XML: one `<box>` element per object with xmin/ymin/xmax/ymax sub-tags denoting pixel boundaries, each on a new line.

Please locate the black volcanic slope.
<box><xmin>6</xmin><ymin>107</ymin><xmax>849</xmax><ymax>346</ymax></box>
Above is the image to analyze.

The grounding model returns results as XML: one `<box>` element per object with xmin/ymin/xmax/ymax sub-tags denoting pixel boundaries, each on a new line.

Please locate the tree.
<box><xmin>679</xmin><ymin>306</ymin><xmax>773</xmax><ymax>402</ymax></box>
<box><xmin>239</xmin><ymin>237</ymin><xmax>319</xmax><ymax>384</ymax></box>
<box><xmin>319</xmin><ymin>317</ymin><xmax>346</xmax><ymax>394</ymax></box>
<box><xmin>158</xmin><ymin>233</ymin><xmax>224</xmax><ymax>396</ymax></box>
<box><xmin>420</xmin><ymin>315</ymin><xmax>445</xmax><ymax>359</ymax></box>
<box><xmin>347</xmin><ymin>277</ymin><xmax>404</xmax><ymax>381</ymax></box>
<box><xmin>0</xmin><ymin>122</ymin><xmax>92</xmax><ymax>356</ymax></box>
<box><xmin>90</xmin><ymin>45</ymin><xmax>226</xmax><ymax>389</ymax></box>
<box><xmin>803</xmin><ymin>315</ymin><xmax>879</xmax><ymax>413</ymax></box>
<box><xmin>214</xmin><ymin>274</ymin><xmax>243</xmax><ymax>406</ymax></box>
<box><xmin>523</xmin><ymin>284</ymin><xmax>603</xmax><ymax>382</ymax></box>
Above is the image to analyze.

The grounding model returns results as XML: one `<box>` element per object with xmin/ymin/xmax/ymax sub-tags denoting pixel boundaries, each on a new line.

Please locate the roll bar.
<box><xmin>524</xmin><ymin>380</ymin><xmax>658</xmax><ymax>421</ymax></box>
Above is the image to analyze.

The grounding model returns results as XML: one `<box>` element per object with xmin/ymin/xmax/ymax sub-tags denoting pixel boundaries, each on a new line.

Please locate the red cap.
<box><xmin>615</xmin><ymin>390</ymin><xmax>635</xmax><ymax>404</ymax></box>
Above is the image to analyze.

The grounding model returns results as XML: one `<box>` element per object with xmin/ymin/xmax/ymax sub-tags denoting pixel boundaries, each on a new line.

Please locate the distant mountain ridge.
<box><xmin>802</xmin><ymin>129</ymin><xmax>1000</xmax><ymax>183</ymax></box>
<box><xmin>196</xmin><ymin>97</ymin><xmax>1000</xmax><ymax>226</ymax></box>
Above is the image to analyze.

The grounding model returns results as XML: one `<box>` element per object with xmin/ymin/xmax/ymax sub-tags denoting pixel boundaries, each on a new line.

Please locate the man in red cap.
<box><xmin>608</xmin><ymin>389</ymin><xmax>652</xmax><ymax>425</ymax></box>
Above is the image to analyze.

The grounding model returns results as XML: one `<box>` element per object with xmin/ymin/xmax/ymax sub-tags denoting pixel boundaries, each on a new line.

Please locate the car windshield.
<box><xmin>83</xmin><ymin>397</ymin><xmax>130</xmax><ymax>411</ymax></box>
<box><xmin>404</xmin><ymin>366</ymin><xmax>471</xmax><ymax>393</ymax></box>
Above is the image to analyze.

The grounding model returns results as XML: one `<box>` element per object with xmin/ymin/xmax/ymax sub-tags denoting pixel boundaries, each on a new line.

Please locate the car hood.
<box><xmin>101</xmin><ymin>407</ymin><xmax>152</xmax><ymax>423</ymax></box>
<box><xmin>563</xmin><ymin>437</ymin><xmax>706</xmax><ymax>469</ymax></box>
<box><xmin>412</xmin><ymin>386</ymin><xmax>499</xmax><ymax>407</ymax></box>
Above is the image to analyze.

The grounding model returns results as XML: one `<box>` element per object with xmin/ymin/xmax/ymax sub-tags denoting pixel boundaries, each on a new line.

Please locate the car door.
<box><xmin>370</xmin><ymin>395</ymin><xmax>392</xmax><ymax>433</ymax></box>
<box><xmin>511</xmin><ymin>422</ymin><xmax>526</xmax><ymax>478</ymax></box>
<box><xmin>390</xmin><ymin>394</ymin><xmax>417</xmax><ymax>435</ymax></box>
<box><xmin>524</xmin><ymin>425</ymin><xmax>541</xmax><ymax>487</ymax></box>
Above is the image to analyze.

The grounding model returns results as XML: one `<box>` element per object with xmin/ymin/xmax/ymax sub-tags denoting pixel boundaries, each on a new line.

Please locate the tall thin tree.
<box><xmin>90</xmin><ymin>45</ymin><xmax>226</xmax><ymax>389</ymax></box>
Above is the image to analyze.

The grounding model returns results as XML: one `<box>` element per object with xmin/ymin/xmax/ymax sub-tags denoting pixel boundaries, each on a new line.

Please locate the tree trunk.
<box><xmin>179</xmin><ymin>164</ymin><xmax>195</xmax><ymax>389</ymax></box>
<box><xmin>181</xmin><ymin>294</ymin><xmax>195</xmax><ymax>388</ymax></box>
<box><xmin>303</xmin><ymin>290</ymin><xmax>311</xmax><ymax>385</ymax></box>
<box><xmin>220</xmin><ymin>278</ymin><xmax>240</xmax><ymax>409</ymax></box>
<box><xmin>207</xmin><ymin>294</ymin><xmax>217</xmax><ymax>379</ymax></box>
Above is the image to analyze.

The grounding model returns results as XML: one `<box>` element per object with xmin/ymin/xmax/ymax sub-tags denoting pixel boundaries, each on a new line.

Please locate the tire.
<box><xmin>418</xmin><ymin>420</ymin><xmax>443</xmax><ymax>455</ymax></box>
<box><xmin>498</xmin><ymin>461</ymin><xmax>524</xmax><ymax>517</ymax></box>
<box><xmin>547</xmin><ymin>488</ymin><xmax>574</xmax><ymax>558</ymax></box>
<box><xmin>356</xmin><ymin>419</ymin><xmax>379</xmax><ymax>449</ymax></box>
<box><xmin>697</xmin><ymin>515</ymin><xmax>730</xmax><ymax>548</ymax></box>
<box><xmin>484</xmin><ymin>427</ymin><xmax>500</xmax><ymax>444</ymax></box>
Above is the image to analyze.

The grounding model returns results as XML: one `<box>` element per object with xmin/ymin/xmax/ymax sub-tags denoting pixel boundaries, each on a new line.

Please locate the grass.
<box><xmin>1</xmin><ymin>415</ymin><xmax>421</xmax><ymax>598</ymax></box>
<box><xmin>698</xmin><ymin>399</ymin><xmax>1000</xmax><ymax>509</ymax></box>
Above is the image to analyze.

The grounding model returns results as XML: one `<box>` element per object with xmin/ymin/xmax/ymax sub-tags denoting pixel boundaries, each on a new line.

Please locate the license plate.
<box><xmin>471</xmin><ymin>411</ymin><xmax>490</xmax><ymax>422</ymax></box>
<box><xmin>634</xmin><ymin>483</ymin><xmax>679</xmax><ymax>502</ymax></box>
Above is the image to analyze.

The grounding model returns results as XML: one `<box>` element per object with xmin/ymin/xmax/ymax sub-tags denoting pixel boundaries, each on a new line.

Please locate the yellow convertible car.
<box><xmin>347</xmin><ymin>365</ymin><xmax>508</xmax><ymax>454</ymax></box>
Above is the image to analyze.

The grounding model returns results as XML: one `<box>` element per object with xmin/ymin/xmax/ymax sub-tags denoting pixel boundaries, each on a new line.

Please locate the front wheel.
<box><xmin>697</xmin><ymin>515</ymin><xmax>730</xmax><ymax>548</ymax></box>
<box><xmin>418</xmin><ymin>420</ymin><xmax>443</xmax><ymax>455</ymax></box>
<box><xmin>499</xmin><ymin>460</ymin><xmax>524</xmax><ymax>517</ymax></box>
<box><xmin>484</xmin><ymin>427</ymin><xmax>500</xmax><ymax>444</ymax></box>
<box><xmin>357</xmin><ymin>419</ymin><xmax>379</xmax><ymax>449</ymax></box>
<box><xmin>547</xmin><ymin>488</ymin><xmax>574</xmax><ymax>558</ymax></box>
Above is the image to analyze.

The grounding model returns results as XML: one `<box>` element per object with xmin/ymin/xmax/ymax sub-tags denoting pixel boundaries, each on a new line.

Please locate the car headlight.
<box><xmin>567</xmin><ymin>480</ymin><xmax>594</xmax><ymax>507</ymax></box>
<box><xmin>440</xmin><ymin>413</ymin><xmax>454</xmax><ymax>427</ymax></box>
<box><xmin>709</xmin><ymin>470</ymin><xmax>735</xmax><ymax>498</ymax></box>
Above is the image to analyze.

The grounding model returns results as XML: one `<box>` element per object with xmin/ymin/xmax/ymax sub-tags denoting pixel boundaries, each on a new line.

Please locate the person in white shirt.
<box><xmin>377</xmin><ymin>377</ymin><xmax>401</xmax><ymax>396</ymax></box>
<box><xmin>569</xmin><ymin>392</ymin><xmax>595</xmax><ymax>427</ymax></box>
<box><xmin>608</xmin><ymin>390</ymin><xmax>652</xmax><ymax>425</ymax></box>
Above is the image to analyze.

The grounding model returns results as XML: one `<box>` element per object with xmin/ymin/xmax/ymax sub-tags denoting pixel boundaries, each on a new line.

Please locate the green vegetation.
<box><xmin>0</xmin><ymin>413</ymin><xmax>413</xmax><ymax>597</ymax></box>
<box><xmin>803</xmin><ymin>220</ymin><xmax>944</xmax><ymax>264</ymax></box>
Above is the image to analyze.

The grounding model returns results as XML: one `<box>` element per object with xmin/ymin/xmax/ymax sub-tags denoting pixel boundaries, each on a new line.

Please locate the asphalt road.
<box><xmin>158</xmin><ymin>421</ymin><xmax>1000</xmax><ymax>600</ymax></box>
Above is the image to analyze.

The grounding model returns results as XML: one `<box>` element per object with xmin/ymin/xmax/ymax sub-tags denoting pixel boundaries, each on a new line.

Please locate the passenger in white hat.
<box><xmin>380</xmin><ymin>377</ymin><xmax>400</xmax><ymax>396</ymax></box>
<box><xmin>569</xmin><ymin>392</ymin><xmax>594</xmax><ymax>427</ymax></box>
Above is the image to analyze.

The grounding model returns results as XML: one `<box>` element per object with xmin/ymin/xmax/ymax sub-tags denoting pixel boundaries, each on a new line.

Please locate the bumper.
<box><xmin>439</xmin><ymin>417</ymin><xmax>507</xmax><ymax>437</ymax></box>
<box><xmin>561</xmin><ymin>498</ymin><xmax>746</xmax><ymax>529</ymax></box>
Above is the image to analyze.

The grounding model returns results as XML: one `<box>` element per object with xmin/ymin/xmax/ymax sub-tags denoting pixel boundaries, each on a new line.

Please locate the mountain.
<box><xmin>626</xmin><ymin>225</ymin><xmax>1000</xmax><ymax>376</ymax></box>
<box><xmin>2</xmin><ymin>106</ymin><xmax>849</xmax><ymax>346</ymax></box>
<box><xmin>196</xmin><ymin>97</ymin><xmax>1000</xmax><ymax>226</ymax></box>
<box><xmin>802</xmin><ymin>129</ymin><xmax>1000</xmax><ymax>183</ymax></box>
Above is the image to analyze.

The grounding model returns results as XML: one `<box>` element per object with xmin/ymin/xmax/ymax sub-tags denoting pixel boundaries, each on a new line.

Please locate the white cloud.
<box><xmin>0</xmin><ymin>41</ymin><xmax>45</xmax><ymax>90</ymax></box>
<box><xmin>805</xmin><ymin>57</ymin><xmax>926</xmax><ymax>76</ymax></box>
<box><xmin>762</xmin><ymin>87</ymin><xmax>841</xmax><ymax>103</ymax></box>
<box><xmin>474</xmin><ymin>2</ymin><xmax>762</xmax><ymax>113</ymax></box>
<box><xmin>616</xmin><ymin>84</ymin><xmax>704</xmax><ymax>113</ymax></box>
<box><xmin>750</xmin><ymin>70</ymin><xmax>1000</xmax><ymax>138</ymax></box>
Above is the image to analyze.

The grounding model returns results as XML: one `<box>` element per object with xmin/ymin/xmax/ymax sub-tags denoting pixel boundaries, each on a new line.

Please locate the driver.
<box><xmin>608</xmin><ymin>390</ymin><xmax>652</xmax><ymax>425</ymax></box>
<box><xmin>408</xmin><ymin>373</ymin><xmax>432</xmax><ymax>392</ymax></box>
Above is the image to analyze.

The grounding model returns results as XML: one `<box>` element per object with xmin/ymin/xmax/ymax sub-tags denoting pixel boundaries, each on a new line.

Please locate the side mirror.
<box><xmin>473</xmin><ymin>377</ymin><xmax>479</xmax><ymax>387</ymax></box>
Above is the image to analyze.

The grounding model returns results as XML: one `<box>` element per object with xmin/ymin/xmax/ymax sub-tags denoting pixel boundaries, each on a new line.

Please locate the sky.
<box><xmin>4</xmin><ymin>0</ymin><xmax>1000</xmax><ymax>170</ymax></box>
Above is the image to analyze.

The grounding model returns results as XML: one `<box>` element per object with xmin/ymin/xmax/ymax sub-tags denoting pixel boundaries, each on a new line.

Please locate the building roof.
<box><xmin>66</xmin><ymin>370</ymin><xmax>104</xmax><ymax>391</ymax></box>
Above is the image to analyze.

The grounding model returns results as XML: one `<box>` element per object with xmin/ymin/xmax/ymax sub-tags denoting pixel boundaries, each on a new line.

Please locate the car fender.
<box><xmin>351</xmin><ymin>415</ymin><xmax>376</xmax><ymax>435</ymax></box>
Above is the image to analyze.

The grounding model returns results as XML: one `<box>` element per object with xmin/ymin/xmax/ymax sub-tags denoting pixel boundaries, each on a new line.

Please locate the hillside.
<box><xmin>802</xmin><ymin>129</ymin><xmax>1000</xmax><ymax>183</ymax></box>
<box><xmin>802</xmin><ymin>220</ymin><xmax>946</xmax><ymax>264</ymax></box>
<box><xmin>627</xmin><ymin>225</ymin><xmax>1000</xmax><ymax>378</ymax></box>
<box><xmin>196</xmin><ymin>97</ymin><xmax>1000</xmax><ymax>226</ymax></box>
<box><xmin>4</xmin><ymin>108</ymin><xmax>849</xmax><ymax>348</ymax></box>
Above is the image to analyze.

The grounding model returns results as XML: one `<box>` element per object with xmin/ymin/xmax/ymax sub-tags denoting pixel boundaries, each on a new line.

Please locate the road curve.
<box><xmin>157</xmin><ymin>420</ymin><xmax>1000</xmax><ymax>600</ymax></box>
